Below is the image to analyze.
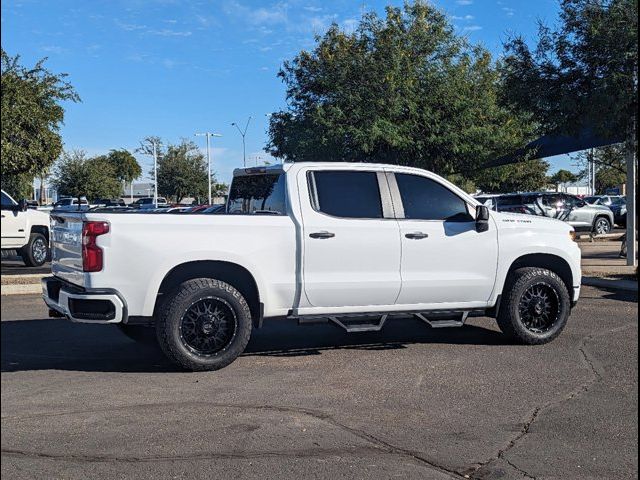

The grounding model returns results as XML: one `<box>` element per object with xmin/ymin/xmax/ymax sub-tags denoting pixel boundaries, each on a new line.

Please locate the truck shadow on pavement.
<box><xmin>1</xmin><ymin>317</ymin><xmax>508</xmax><ymax>373</ymax></box>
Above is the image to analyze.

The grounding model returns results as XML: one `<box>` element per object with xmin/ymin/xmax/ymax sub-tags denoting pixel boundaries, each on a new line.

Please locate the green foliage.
<box><xmin>577</xmin><ymin>145</ymin><xmax>627</xmax><ymax>193</ymax></box>
<box><xmin>267</xmin><ymin>1</ymin><xmax>535</xmax><ymax>175</ymax></box>
<box><xmin>501</xmin><ymin>0</ymin><xmax>637</xmax><ymax>140</ymax></box>
<box><xmin>102</xmin><ymin>149</ymin><xmax>141</xmax><ymax>184</ymax></box>
<box><xmin>474</xmin><ymin>159</ymin><xmax>550</xmax><ymax>193</ymax></box>
<box><xmin>51</xmin><ymin>150</ymin><xmax>121</xmax><ymax>200</ymax></box>
<box><xmin>1</xmin><ymin>49</ymin><xmax>80</xmax><ymax>178</ymax></box>
<box><xmin>549</xmin><ymin>169</ymin><xmax>578</xmax><ymax>190</ymax></box>
<box><xmin>0</xmin><ymin>173</ymin><xmax>33</xmax><ymax>200</ymax></box>
<box><xmin>153</xmin><ymin>139</ymin><xmax>209</xmax><ymax>203</ymax></box>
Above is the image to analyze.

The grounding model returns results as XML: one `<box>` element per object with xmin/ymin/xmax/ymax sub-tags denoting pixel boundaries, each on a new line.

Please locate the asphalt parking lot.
<box><xmin>1</xmin><ymin>286</ymin><xmax>637</xmax><ymax>480</ymax></box>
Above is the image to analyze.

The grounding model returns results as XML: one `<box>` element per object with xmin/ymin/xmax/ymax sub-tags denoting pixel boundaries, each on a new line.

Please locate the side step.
<box><xmin>328</xmin><ymin>315</ymin><xmax>388</xmax><ymax>333</ymax></box>
<box><xmin>414</xmin><ymin>312</ymin><xmax>468</xmax><ymax>328</ymax></box>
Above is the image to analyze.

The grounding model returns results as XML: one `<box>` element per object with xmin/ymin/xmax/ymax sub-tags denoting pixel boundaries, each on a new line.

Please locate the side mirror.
<box><xmin>17</xmin><ymin>199</ymin><xmax>28</xmax><ymax>212</ymax></box>
<box><xmin>476</xmin><ymin>205</ymin><xmax>490</xmax><ymax>232</ymax></box>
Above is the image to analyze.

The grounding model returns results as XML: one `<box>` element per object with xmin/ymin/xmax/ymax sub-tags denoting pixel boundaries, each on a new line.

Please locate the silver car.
<box><xmin>480</xmin><ymin>192</ymin><xmax>615</xmax><ymax>234</ymax></box>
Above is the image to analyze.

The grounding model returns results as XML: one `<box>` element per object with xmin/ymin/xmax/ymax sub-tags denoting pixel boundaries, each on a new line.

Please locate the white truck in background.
<box><xmin>42</xmin><ymin>162</ymin><xmax>582</xmax><ymax>371</ymax></box>
<box><xmin>1</xmin><ymin>189</ymin><xmax>50</xmax><ymax>267</ymax></box>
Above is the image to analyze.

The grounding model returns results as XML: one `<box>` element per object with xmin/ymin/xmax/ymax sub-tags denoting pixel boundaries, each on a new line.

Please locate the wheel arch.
<box><xmin>155</xmin><ymin>260</ymin><xmax>262</xmax><ymax>326</ymax></box>
<box><xmin>504</xmin><ymin>253</ymin><xmax>574</xmax><ymax>299</ymax></box>
<box><xmin>30</xmin><ymin>224</ymin><xmax>50</xmax><ymax>240</ymax></box>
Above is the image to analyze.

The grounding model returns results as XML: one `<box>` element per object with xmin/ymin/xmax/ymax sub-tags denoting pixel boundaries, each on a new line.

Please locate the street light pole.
<box><xmin>152</xmin><ymin>141</ymin><xmax>158</xmax><ymax>208</ymax></box>
<box><xmin>195</xmin><ymin>132</ymin><xmax>222</xmax><ymax>205</ymax></box>
<box><xmin>231</xmin><ymin>116</ymin><xmax>252</xmax><ymax>167</ymax></box>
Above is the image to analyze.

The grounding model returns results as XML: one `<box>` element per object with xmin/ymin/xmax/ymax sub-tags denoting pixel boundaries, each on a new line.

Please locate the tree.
<box><xmin>266</xmin><ymin>1</ymin><xmax>536</xmax><ymax>177</ymax></box>
<box><xmin>549</xmin><ymin>169</ymin><xmax>578</xmax><ymax>192</ymax></box>
<box><xmin>501</xmin><ymin>0</ymin><xmax>637</xmax><ymax>143</ymax></box>
<box><xmin>474</xmin><ymin>159</ymin><xmax>550</xmax><ymax>193</ymax></box>
<box><xmin>102</xmin><ymin>149</ymin><xmax>141</xmax><ymax>186</ymax></box>
<box><xmin>0</xmin><ymin>173</ymin><xmax>33</xmax><ymax>200</ymax></box>
<box><xmin>1</xmin><ymin>49</ymin><xmax>80</xmax><ymax>179</ymax></box>
<box><xmin>576</xmin><ymin>145</ymin><xmax>627</xmax><ymax>193</ymax></box>
<box><xmin>51</xmin><ymin>150</ymin><xmax>121</xmax><ymax>200</ymax></box>
<box><xmin>153</xmin><ymin>139</ymin><xmax>209</xmax><ymax>203</ymax></box>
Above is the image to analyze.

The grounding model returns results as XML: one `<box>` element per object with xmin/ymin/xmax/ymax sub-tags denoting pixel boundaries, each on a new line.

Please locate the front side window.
<box><xmin>395</xmin><ymin>173</ymin><xmax>470</xmax><ymax>221</ymax></box>
<box><xmin>310</xmin><ymin>171</ymin><xmax>383</xmax><ymax>219</ymax></box>
<box><xmin>1</xmin><ymin>192</ymin><xmax>16</xmax><ymax>207</ymax></box>
<box><xmin>227</xmin><ymin>173</ymin><xmax>286</xmax><ymax>214</ymax></box>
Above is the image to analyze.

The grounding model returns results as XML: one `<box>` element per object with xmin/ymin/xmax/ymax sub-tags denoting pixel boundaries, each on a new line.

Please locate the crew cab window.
<box><xmin>1</xmin><ymin>192</ymin><xmax>15</xmax><ymax>207</ymax></box>
<box><xmin>227</xmin><ymin>173</ymin><xmax>286</xmax><ymax>214</ymax></box>
<box><xmin>395</xmin><ymin>173</ymin><xmax>470</xmax><ymax>221</ymax></box>
<box><xmin>310</xmin><ymin>171</ymin><xmax>383</xmax><ymax>219</ymax></box>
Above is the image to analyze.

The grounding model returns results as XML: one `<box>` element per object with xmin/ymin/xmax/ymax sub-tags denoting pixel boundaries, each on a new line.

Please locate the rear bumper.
<box><xmin>42</xmin><ymin>276</ymin><xmax>126</xmax><ymax>324</ymax></box>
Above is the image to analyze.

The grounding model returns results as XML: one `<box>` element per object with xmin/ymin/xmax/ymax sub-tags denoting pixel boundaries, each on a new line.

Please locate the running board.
<box><xmin>295</xmin><ymin>309</ymin><xmax>477</xmax><ymax>333</ymax></box>
<box><xmin>413</xmin><ymin>312</ymin><xmax>468</xmax><ymax>328</ymax></box>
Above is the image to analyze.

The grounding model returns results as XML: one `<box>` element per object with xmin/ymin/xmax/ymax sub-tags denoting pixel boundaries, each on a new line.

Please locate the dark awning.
<box><xmin>479</xmin><ymin>129</ymin><xmax>625</xmax><ymax>170</ymax></box>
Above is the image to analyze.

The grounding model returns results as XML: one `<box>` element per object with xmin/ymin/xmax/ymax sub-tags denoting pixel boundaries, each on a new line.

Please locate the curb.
<box><xmin>1</xmin><ymin>283</ymin><xmax>42</xmax><ymax>295</ymax></box>
<box><xmin>582</xmin><ymin>277</ymin><xmax>638</xmax><ymax>293</ymax></box>
<box><xmin>1</xmin><ymin>273</ymin><xmax>47</xmax><ymax>285</ymax></box>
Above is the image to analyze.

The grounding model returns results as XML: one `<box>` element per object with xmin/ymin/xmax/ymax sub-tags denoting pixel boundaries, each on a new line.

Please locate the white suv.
<box><xmin>1</xmin><ymin>190</ymin><xmax>51</xmax><ymax>266</ymax></box>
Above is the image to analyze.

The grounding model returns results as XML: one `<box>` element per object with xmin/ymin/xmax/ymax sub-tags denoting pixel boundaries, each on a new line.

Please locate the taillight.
<box><xmin>82</xmin><ymin>221</ymin><xmax>110</xmax><ymax>272</ymax></box>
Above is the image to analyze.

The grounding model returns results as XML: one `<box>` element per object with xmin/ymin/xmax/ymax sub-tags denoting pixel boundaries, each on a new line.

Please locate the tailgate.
<box><xmin>50</xmin><ymin>212</ymin><xmax>85</xmax><ymax>286</ymax></box>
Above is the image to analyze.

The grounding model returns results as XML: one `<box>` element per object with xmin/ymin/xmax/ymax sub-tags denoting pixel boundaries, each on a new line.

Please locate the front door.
<box><xmin>389</xmin><ymin>172</ymin><xmax>498</xmax><ymax>307</ymax></box>
<box><xmin>300</xmin><ymin>169</ymin><xmax>402</xmax><ymax>308</ymax></box>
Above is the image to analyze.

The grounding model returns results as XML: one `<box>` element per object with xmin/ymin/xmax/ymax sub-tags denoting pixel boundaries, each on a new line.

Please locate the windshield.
<box><xmin>1</xmin><ymin>191</ymin><xmax>16</xmax><ymax>207</ymax></box>
<box><xmin>227</xmin><ymin>173</ymin><xmax>286</xmax><ymax>215</ymax></box>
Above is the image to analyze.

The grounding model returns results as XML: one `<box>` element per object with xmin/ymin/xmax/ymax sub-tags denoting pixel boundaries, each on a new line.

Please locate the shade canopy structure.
<box><xmin>484</xmin><ymin>129</ymin><xmax>626</xmax><ymax>169</ymax></box>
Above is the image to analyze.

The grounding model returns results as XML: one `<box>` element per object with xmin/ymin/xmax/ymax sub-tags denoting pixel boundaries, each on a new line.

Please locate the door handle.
<box><xmin>309</xmin><ymin>231</ymin><xmax>335</xmax><ymax>239</ymax></box>
<box><xmin>405</xmin><ymin>232</ymin><xmax>429</xmax><ymax>239</ymax></box>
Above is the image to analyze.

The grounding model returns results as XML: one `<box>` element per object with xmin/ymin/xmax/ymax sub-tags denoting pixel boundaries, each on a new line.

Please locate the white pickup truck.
<box><xmin>1</xmin><ymin>189</ymin><xmax>51</xmax><ymax>266</ymax></box>
<box><xmin>43</xmin><ymin>162</ymin><xmax>582</xmax><ymax>371</ymax></box>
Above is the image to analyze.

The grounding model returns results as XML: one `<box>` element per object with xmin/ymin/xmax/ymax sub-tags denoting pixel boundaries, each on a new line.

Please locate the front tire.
<box><xmin>21</xmin><ymin>233</ymin><xmax>49</xmax><ymax>267</ymax></box>
<box><xmin>497</xmin><ymin>267</ymin><xmax>571</xmax><ymax>345</ymax></box>
<box><xmin>593</xmin><ymin>216</ymin><xmax>612</xmax><ymax>235</ymax></box>
<box><xmin>155</xmin><ymin>278</ymin><xmax>252</xmax><ymax>371</ymax></box>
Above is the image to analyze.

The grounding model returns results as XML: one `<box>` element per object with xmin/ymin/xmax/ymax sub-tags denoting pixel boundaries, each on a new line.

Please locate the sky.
<box><xmin>1</xmin><ymin>0</ymin><xmax>575</xmax><ymax>186</ymax></box>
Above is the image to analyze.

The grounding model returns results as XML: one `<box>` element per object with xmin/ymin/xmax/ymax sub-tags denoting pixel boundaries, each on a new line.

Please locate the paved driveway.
<box><xmin>1</xmin><ymin>287</ymin><xmax>637</xmax><ymax>479</ymax></box>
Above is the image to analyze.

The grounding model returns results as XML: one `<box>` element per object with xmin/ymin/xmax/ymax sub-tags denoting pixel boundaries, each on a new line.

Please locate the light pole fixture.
<box><xmin>195</xmin><ymin>132</ymin><xmax>222</xmax><ymax>205</ymax></box>
<box><xmin>231</xmin><ymin>116</ymin><xmax>252</xmax><ymax>167</ymax></box>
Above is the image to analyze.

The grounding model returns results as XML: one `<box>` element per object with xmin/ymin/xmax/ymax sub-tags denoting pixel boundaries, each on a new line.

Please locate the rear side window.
<box><xmin>310</xmin><ymin>171</ymin><xmax>383</xmax><ymax>219</ymax></box>
<box><xmin>227</xmin><ymin>173</ymin><xmax>286</xmax><ymax>215</ymax></box>
<box><xmin>395</xmin><ymin>173</ymin><xmax>470</xmax><ymax>221</ymax></box>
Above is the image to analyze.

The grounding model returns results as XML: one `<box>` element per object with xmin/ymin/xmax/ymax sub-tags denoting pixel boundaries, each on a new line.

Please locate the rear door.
<box><xmin>390</xmin><ymin>171</ymin><xmax>498</xmax><ymax>306</ymax></box>
<box><xmin>300</xmin><ymin>169</ymin><xmax>402</xmax><ymax>308</ymax></box>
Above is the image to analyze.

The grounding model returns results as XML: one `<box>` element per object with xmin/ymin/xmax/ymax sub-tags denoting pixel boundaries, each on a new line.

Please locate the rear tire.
<box><xmin>155</xmin><ymin>278</ymin><xmax>252</xmax><ymax>371</ymax></box>
<box><xmin>497</xmin><ymin>267</ymin><xmax>571</xmax><ymax>345</ymax></box>
<box><xmin>20</xmin><ymin>233</ymin><xmax>49</xmax><ymax>267</ymax></box>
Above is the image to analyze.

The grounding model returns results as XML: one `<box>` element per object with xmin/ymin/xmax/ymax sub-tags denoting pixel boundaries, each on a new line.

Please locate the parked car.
<box><xmin>43</xmin><ymin>163</ymin><xmax>582</xmax><ymax>371</ymax></box>
<box><xmin>477</xmin><ymin>192</ymin><xmax>614</xmax><ymax>234</ymax></box>
<box><xmin>94</xmin><ymin>198</ymin><xmax>126</xmax><ymax>207</ymax></box>
<box><xmin>1</xmin><ymin>189</ymin><xmax>50</xmax><ymax>266</ymax></box>
<box><xmin>133</xmin><ymin>197</ymin><xmax>168</xmax><ymax>209</ymax></box>
<box><xmin>201</xmin><ymin>204</ymin><xmax>225</xmax><ymax>214</ymax></box>
<box><xmin>584</xmin><ymin>195</ymin><xmax>627</xmax><ymax>227</ymax></box>
<box><xmin>52</xmin><ymin>197</ymin><xmax>90</xmax><ymax>211</ymax></box>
